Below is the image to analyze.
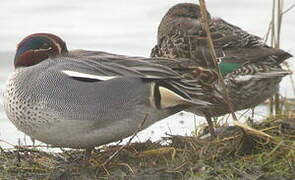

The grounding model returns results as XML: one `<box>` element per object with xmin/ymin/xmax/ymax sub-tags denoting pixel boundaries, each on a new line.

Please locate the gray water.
<box><xmin>0</xmin><ymin>0</ymin><xmax>294</xmax><ymax>148</ymax></box>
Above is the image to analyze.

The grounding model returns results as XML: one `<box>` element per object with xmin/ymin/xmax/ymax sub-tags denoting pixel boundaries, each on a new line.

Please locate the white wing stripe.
<box><xmin>62</xmin><ymin>70</ymin><xmax>117</xmax><ymax>81</ymax></box>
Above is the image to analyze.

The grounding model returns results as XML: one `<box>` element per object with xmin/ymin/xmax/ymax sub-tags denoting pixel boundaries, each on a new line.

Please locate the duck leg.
<box><xmin>84</xmin><ymin>148</ymin><xmax>93</xmax><ymax>164</ymax></box>
<box><xmin>205</xmin><ymin>114</ymin><xmax>216</xmax><ymax>138</ymax></box>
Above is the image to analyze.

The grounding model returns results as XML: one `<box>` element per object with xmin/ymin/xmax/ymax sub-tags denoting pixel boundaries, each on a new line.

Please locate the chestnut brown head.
<box><xmin>14</xmin><ymin>33</ymin><xmax>68</xmax><ymax>68</ymax></box>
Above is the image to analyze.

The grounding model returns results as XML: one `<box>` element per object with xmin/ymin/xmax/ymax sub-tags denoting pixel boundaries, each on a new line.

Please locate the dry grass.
<box><xmin>1</xmin><ymin>109</ymin><xmax>295</xmax><ymax>179</ymax></box>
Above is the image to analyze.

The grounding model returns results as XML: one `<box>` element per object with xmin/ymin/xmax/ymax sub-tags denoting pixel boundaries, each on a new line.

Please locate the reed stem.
<box><xmin>270</xmin><ymin>0</ymin><xmax>284</xmax><ymax>115</ymax></box>
<box><xmin>198</xmin><ymin>0</ymin><xmax>238</xmax><ymax>121</ymax></box>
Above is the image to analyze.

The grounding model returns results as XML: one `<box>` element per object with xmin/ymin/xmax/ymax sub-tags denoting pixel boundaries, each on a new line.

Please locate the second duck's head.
<box><xmin>165</xmin><ymin>3</ymin><xmax>205</xmax><ymax>19</ymax></box>
<box><xmin>158</xmin><ymin>3</ymin><xmax>211</xmax><ymax>43</ymax></box>
<box><xmin>14</xmin><ymin>33</ymin><xmax>68</xmax><ymax>68</ymax></box>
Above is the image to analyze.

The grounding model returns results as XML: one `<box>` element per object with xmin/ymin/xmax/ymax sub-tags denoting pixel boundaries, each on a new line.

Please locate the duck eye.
<box><xmin>40</xmin><ymin>42</ymin><xmax>51</xmax><ymax>50</ymax></box>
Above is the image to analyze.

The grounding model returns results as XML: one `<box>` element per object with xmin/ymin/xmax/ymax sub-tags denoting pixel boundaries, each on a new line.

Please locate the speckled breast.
<box><xmin>3</xmin><ymin>70</ymin><xmax>57</xmax><ymax>137</ymax></box>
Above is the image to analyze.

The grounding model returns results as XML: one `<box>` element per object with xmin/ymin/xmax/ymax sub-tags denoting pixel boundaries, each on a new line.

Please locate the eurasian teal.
<box><xmin>4</xmin><ymin>33</ymin><xmax>210</xmax><ymax>157</ymax></box>
<box><xmin>151</xmin><ymin>3</ymin><xmax>292</xmax><ymax>135</ymax></box>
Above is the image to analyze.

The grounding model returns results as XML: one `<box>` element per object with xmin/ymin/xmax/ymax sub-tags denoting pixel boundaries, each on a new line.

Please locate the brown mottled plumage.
<box><xmin>151</xmin><ymin>3</ymin><xmax>292</xmax><ymax>134</ymax></box>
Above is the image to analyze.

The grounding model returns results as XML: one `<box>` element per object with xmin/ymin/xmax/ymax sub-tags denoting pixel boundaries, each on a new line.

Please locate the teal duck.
<box><xmin>4</xmin><ymin>33</ymin><xmax>211</xmax><ymax>157</ymax></box>
<box><xmin>151</xmin><ymin>3</ymin><xmax>292</xmax><ymax>135</ymax></box>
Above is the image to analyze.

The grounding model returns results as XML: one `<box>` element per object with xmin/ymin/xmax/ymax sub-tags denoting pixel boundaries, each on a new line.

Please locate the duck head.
<box><xmin>158</xmin><ymin>3</ymin><xmax>211</xmax><ymax>43</ymax></box>
<box><xmin>14</xmin><ymin>33</ymin><xmax>68</xmax><ymax>68</ymax></box>
<box><xmin>165</xmin><ymin>3</ymin><xmax>206</xmax><ymax>19</ymax></box>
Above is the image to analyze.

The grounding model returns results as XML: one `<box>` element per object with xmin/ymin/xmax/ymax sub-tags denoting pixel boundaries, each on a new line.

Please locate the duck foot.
<box><xmin>205</xmin><ymin>114</ymin><xmax>216</xmax><ymax>138</ymax></box>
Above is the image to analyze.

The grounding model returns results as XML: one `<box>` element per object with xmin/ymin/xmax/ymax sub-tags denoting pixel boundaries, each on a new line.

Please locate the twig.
<box><xmin>198</xmin><ymin>0</ymin><xmax>238</xmax><ymax>121</ymax></box>
<box><xmin>116</xmin><ymin>163</ymin><xmax>135</xmax><ymax>175</ymax></box>
<box><xmin>233</xmin><ymin>121</ymin><xmax>273</xmax><ymax>139</ymax></box>
<box><xmin>264</xmin><ymin>21</ymin><xmax>273</xmax><ymax>44</ymax></box>
<box><xmin>282</xmin><ymin>3</ymin><xmax>295</xmax><ymax>14</ymax></box>
<box><xmin>230</xmin><ymin>164</ymin><xmax>262</xmax><ymax>180</ymax></box>
<box><xmin>102</xmin><ymin>114</ymin><xmax>148</xmax><ymax>166</ymax></box>
<box><xmin>268</xmin><ymin>0</ymin><xmax>289</xmax><ymax>115</ymax></box>
<box><xmin>271</xmin><ymin>0</ymin><xmax>276</xmax><ymax>47</ymax></box>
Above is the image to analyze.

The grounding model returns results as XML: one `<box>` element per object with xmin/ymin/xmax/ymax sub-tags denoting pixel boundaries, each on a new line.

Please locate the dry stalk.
<box><xmin>264</xmin><ymin>0</ymin><xmax>295</xmax><ymax>114</ymax></box>
<box><xmin>270</xmin><ymin>0</ymin><xmax>286</xmax><ymax>115</ymax></box>
<box><xmin>275</xmin><ymin>0</ymin><xmax>283</xmax><ymax>114</ymax></box>
<box><xmin>116</xmin><ymin>163</ymin><xmax>135</xmax><ymax>175</ymax></box>
<box><xmin>137</xmin><ymin>147</ymin><xmax>178</xmax><ymax>158</ymax></box>
<box><xmin>198</xmin><ymin>0</ymin><xmax>238</xmax><ymax>121</ymax></box>
<box><xmin>282</xmin><ymin>3</ymin><xmax>295</xmax><ymax>14</ymax></box>
<box><xmin>233</xmin><ymin>121</ymin><xmax>273</xmax><ymax>139</ymax></box>
<box><xmin>213</xmin><ymin>135</ymin><xmax>242</xmax><ymax>144</ymax></box>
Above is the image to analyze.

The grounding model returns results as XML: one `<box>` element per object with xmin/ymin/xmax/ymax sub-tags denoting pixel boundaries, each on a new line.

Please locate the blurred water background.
<box><xmin>0</xmin><ymin>0</ymin><xmax>294</xmax><ymax>149</ymax></box>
